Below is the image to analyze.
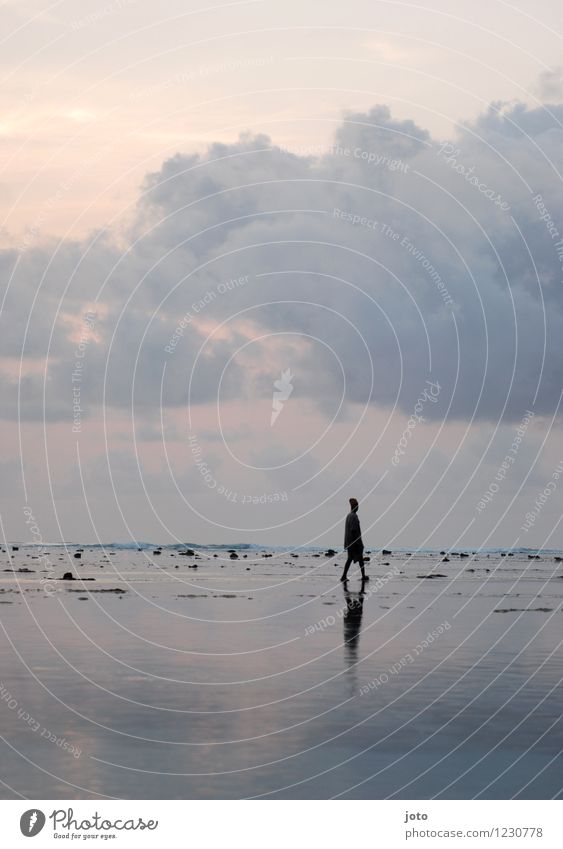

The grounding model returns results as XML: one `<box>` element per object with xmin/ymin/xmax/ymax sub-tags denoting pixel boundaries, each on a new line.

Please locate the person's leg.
<box><xmin>340</xmin><ymin>555</ymin><xmax>353</xmax><ymax>582</ymax></box>
<box><xmin>359</xmin><ymin>554</ymin><xmax>369</xmax><ymax>581</ymax></box>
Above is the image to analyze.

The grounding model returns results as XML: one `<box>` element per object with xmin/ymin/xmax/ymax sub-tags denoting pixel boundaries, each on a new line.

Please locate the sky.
<box><xmin>1</xmin><ymin>0</ymin><xmax>563</xmax><ymax>548</ymax></box>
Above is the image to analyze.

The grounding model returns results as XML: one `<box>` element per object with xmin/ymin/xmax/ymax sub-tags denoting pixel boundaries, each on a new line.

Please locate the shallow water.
<box><xmin>0</xmin><ymin>547</ymin><xmax>561</xmax><ymax>799</ymax></box>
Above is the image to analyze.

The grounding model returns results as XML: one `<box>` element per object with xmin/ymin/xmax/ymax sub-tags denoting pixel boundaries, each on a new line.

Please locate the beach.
<box><xmin>0</xmin><ymin>545</ymin><xmax>561</xmax><ymax>799</ymax></box>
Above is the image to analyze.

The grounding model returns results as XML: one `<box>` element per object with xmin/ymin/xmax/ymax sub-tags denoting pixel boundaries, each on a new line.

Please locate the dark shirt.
<box><xmin>344</xmin><ymin>510</ymin><xmax>363</xmax><ymax>549</ymax></box>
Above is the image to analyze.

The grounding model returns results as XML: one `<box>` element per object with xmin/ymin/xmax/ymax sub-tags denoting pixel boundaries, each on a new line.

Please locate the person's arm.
<box><xmin>349</xmin><ymin>512</ymin><xmax>361</xmax><ymax>545</ymax></box>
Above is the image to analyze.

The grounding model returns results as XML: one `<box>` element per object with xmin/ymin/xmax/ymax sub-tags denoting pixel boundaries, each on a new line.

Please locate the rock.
<box><xmin>382</xmin><ymin>549</ymin><xmax>392</xmax><ymax>556</ymax></box>
<box><xmin>74</xmin><ymin>552</ymin><xmax>81</xmax><ymax>559</ymax></box>
<box><xmin>418</xmin><ymin>574</ymin><xmax>447</xmax><ymax>579</ymax></box>
<box><xmin>554</xmin><ymin>556</ymin><xmax>563</xmax><ymax>562</ymax></box>
<box><xmin>459</xmin><ymin>553</ymin><xmax>469</xmax><ymax>558</ymax></box>
<box><xmin>153</xmin><ymin>550</ymin><xmax>161</xmax><ymax>555</ymax></box>
<box><xmin>230</xmin><ymin>552</ymin><xmax>238</xmax><ymax>559</ymax></box>
<box><xmin>62</xmin><ymin>572</ymin><xmax>75</xmax><ymax>580</ymax></box>
<box><xmin>528</xmin><ymin>554</ymin><xmax>541</xmax><ymax>559</ymax></box>
<box><xmin>325</xmin><ymin>549</ymin><xmax>336</xmax><ymax>557</ymax></box>
<box><xmin>442</xmin><ymin>557</ymin><xmax>450</xmax><ymax>562</ymax></box>
<box><xmin>439</xmin><ymin>551</ymin><xmax>446</xmax><ymax>556</ymax></box>
<box><xmin>12</xmin><ymin>545</ymin><xmax>19</xmax><ymax>551</ymax></box>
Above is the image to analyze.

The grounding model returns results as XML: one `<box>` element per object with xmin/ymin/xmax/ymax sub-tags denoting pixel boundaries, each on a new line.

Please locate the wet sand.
<box><xmin>0</xmin><ymin>546</ymin><xmax>561</xmax><ymax>799</ymax></box>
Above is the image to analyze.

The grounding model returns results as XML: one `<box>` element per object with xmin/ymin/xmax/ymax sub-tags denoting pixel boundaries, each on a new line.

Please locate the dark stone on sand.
<box><xmin>440</xmin><ymin>551</ymin><xmax>446</xmax><ymax>556</ymax></box>
<box><xmin>325</xmin><ymin>549</ymin><xmax>336</xmax><ymax>557</ymax></box>
<box><xmin>62</xmin><ymin>572</ymin><xmax>75</xmax><ymax>580</ymax></box>
<box><xmin>74</xmin><ymin>552</ymin><xmax>81</xmax><ymax>559</ymax></box>
<box><xmin>153</xmin><ymin>550</ymin><xmax>161</xmax><ymax>555</ymax></box>
<box><xmin>554</xmin><ymin>556</ymin><xmax>562</xmax><ymax>562</ymax></box>
<box><xmin>442</xmin><ymin>557</ymin><xmax>450</xmax><ymax>562</ymax></box>
<box><xmin>418</xmin><ymin>574</ymin><xmax>447</xmax><ymax>579</ymax></box>
<box><xmin>495</xmin><ymin>607</ymin><xmax>552</xmax><ymax>613</ymax></box>
<box><xmin>508</xmin><ymin>552</ymin><xmax>514</xmax><ymax>556</ymax></box>
<box><xmin>230</xmin><ymin>552</ymin><xmax>238</xmax><ymax>559</ymax></box>
<box><xmin>291</xmin><ymin>553</ymin><xmax>299</xmax><ymax>558</ymax></box>
<box><xmin>188</xmin><ymin>564</ymin><xmax>198</xmax><ymax>569</ymax></box>
<box><xmin>17</xmin><ymin>568</ymin><xmax>35</xmax><ymax>573</ymax></box>
<box><xmin>12</xmin><ymin>545</ymin><xmax>19</xmax><ymax>551</ymax></box>
<box><xmin>528</xmin><ymin>554</ymin><xmax>541</xmax><ymax>559</ymax></box>
<box><xmin>459</xmin><ymin>553</ymin><xmax>469</xmax><ymax>558</ymax></box>
<box><xmin>382</xmin><ymin>549</ymin><xmax>392</xmax><ymax>556</ymax></box>
<box><xmin>364</xmin><ymin>556</ymin><xmax>370</xmax><ymax>562</ymax></box>
<box><xmin>466</xmin><ymin>568</ymin><xmax>475</xmax><ymax>572</ymax></box>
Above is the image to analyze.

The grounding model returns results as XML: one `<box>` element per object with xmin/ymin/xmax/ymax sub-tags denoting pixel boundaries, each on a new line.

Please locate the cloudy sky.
<box><xmin>2</xmin><ymin>0</ymin><xmax>563</xmax><ymax>548</ymax></box>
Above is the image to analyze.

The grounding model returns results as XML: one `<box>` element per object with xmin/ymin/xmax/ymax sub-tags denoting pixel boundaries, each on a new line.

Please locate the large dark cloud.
<box><xmin>2</xmin><ymin>100</ymin><xmax>563</xmax><ymax>424</ymax></box>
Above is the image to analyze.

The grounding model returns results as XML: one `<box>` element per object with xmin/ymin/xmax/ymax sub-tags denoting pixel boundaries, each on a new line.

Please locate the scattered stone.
<box><xmin>12</xmin><ymin>545</ymin><xmax>19</xmax><ymax>551</ymax></box>
<box><xmin>74</xmin><ymin>552</ymin><xmax>81</xmax><ymax>559</ymax></box>
<box><xmin>382</xmin><ymin>549</ymin><xmax>392</xmax><ymax>556</ymax></box>
<box><xmin>325</xmin><ymin>549</ymin><xmax>336</xmax><ymax>557</ymax></box>
<box><xmin>230</xmin><ymin>552</ymin><xmax>238</xmax><ymax>559</ymax></box>
<box><xmin>528</xmin><ymin>554</ymin><xmax>541</xmax><ymax>560</ymax></box>
<box><xmin>442</xmin><ymin>557</ymin><xmax>450</xmax><ymax>562</ymax></box>
<box><xmin>62</xmin><ymin>572</ymin><xmax>74</xmax><ymax>580</ymax></box>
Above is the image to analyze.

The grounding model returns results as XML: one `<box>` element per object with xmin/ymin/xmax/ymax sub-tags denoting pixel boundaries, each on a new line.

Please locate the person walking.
<box><xmin>340</xmin><ymin>497</ymin><xmax>368</xmax><ymax>582</ymax></box>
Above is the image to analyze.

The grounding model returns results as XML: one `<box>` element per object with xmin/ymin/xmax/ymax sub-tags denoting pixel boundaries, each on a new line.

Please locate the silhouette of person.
<box><xmin>340</xmin><ymin>497</ymin><xmax>369</xmax><ymax>582</ymax></box>
<box><xmin>343</xmin><ymin>585</ymin><xmax>365</xmax><ymax>669</ymax></box>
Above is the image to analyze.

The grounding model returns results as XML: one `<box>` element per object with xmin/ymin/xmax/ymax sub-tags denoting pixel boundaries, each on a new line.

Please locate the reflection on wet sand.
<box><xmin>342</xmin><ymin>582</ymin><xmax>366</xmax><ymax>692</ymax></box>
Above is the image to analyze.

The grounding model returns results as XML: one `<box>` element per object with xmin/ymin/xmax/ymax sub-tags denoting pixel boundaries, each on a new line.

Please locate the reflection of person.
<box><xmin>343</xmin><ymin>585</ymin><xmax>365</xmax><ymax>669</ymax></box>
<box><xmin>340</xmin><ymin>497</ymin><xmax>369</xmax><ymax>582</ymax></box>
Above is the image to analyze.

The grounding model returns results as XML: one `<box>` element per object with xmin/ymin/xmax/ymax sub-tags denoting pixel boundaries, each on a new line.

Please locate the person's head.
<box><xmin>349</xmin><ymin>497</ymin><xmax>359</xmax><ymax>512</ymax></box>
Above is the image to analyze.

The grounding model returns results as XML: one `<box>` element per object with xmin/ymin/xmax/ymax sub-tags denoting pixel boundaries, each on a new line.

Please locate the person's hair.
<box><xmin>349</xmin><ymin>497</ymin><xmax>358</xmax><ymax>508</ymax></box>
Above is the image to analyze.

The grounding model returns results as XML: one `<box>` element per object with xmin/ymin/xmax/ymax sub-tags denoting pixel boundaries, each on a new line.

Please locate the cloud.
<box><xmin>536</xmin><ymin>67</ymin><xmax>563</xmax><ymax>101</ymax></box>
<box><xmin>2</xmin><ymin>99</ymin><xmax>563</xmax><ymax>428</ymax></box>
